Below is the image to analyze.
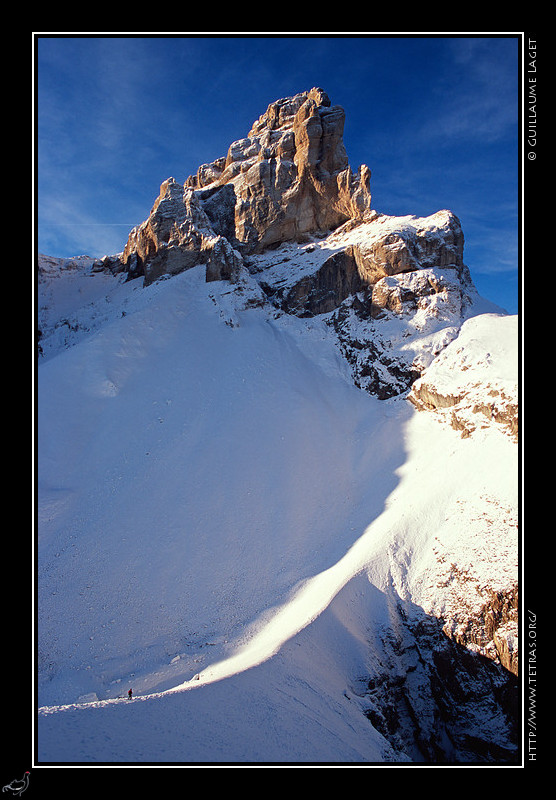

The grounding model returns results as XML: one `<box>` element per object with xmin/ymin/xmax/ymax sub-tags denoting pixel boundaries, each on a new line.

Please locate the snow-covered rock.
<box><xmin>409</xmin><ymin>313</ymin><xmax>518</xmax><ymax>440</ymax></box>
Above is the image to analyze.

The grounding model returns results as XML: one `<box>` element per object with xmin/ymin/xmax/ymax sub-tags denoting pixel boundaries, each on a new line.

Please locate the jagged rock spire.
<box><xmin>121</xmin><ymin>89</ymin><xmax>372</xmax><ymax>284</ymax></box>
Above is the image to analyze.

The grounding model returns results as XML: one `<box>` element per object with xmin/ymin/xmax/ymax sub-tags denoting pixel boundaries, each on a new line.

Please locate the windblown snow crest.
<box><xmin>37</xmin><ymin>89</ymin><xmax>519</xmax><ymax>765</ymax></box>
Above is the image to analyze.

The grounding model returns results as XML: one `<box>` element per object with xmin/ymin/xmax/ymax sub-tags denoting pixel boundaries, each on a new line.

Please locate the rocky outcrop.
<box><xmin>261</xmin><ymin>245</ymin><xmax>367</xmax><ymax>316</ymax></box>
<box><xmin>441</xmin><ymin>584</ymin><xmax>519</xmax><ymax>676</ymax></box>
<box><xmin>120</xmin><ymin>88</ymin><xmax>372</xmax><ymax>285</ymax></box>
<box><xmin>121</xmin><ymin>178</ymin><xmax>244</xmax><ymax>286</ymax></box>
<box><xmin>257</xmin><ymin>209</ymin><xmax>467</xmax><ymax>321</ymax></box>
<box><xmin>117</xmin><ymin>87</ymin><xmax>479</xmax><ymax>417</ymax></box>
<box><xmin>408</xmin><ymin>484</ymin><xmax>519</xmax><ymax>682</ymax></box>
<box><xmin>363</xmin><ymin>608</ymin><xmax>520</xmax><ymax>763</ymax></box>
<box><xmin>187</xmin><ymin>87</ymin><xmax>372</xmax><ymax>252</ymax></box>
<box><xmin>410</xmin><ymin>381</ymin><xmax>519</xmax><ymax>440</ymax></box>
<box><xmin>408</xmin><ymin>314</ymin><xmax>518</xmax><ymax>439</ymax></box>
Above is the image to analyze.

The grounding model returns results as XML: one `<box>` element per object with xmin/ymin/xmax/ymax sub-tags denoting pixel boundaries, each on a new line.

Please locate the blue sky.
<box><xmin>35</xmin><ymin>34</ymin><xmax>521</xmax><ymax>313</ymax></box>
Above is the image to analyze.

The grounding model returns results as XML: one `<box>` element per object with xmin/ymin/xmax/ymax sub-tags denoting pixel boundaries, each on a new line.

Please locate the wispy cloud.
<box><xmin>418</xmin><ymin>37</ymin><xmax>519</xmax><ymax>146</ymax></box>
<box><xmin>463</xmin><ymin>216</ymin><xmax>519</xmax><ymax>276</ymax></box>
<box><xmin>37</xmin><ymin>193</ymin><xmax>138</xmax><ymax>258</ymax></box>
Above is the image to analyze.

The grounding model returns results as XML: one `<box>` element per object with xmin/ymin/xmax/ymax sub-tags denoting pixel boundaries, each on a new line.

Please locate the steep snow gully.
<box><xmin>36</xmin><ymin>263</ymin><xmax>519</xmax><ymax>764</ymax></box>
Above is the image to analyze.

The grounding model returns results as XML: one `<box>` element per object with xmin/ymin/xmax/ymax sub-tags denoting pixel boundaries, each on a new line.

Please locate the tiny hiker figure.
<box><xmin>128</xmin><ymin>688</ymin><xmax>133</xmax><ymax>700</ymax></box>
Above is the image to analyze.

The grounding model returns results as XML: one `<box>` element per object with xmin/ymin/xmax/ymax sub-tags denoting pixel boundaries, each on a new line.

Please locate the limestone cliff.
<box><xmin>187</xmin><ymin>87</ymin><xmax>372</xmax><ymax>251</ymax></box>
<box><xmin>119</xmin><ymin>88</ymin><xmax>372</xmax><ymax>285</ymax></box>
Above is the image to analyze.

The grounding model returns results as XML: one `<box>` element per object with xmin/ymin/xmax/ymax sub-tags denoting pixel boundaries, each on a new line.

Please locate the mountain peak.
<box><xmin>37</xmin><ymin>88</ymin><xmax>519</xmax><ymax>764</ymax></box>
<box><xmin>120</xmin><ymin>89</ymin><xmax>372</xmax><ymax>283</ymax></box>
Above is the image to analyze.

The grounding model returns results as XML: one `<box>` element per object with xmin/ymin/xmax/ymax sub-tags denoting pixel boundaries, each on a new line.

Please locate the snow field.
<box><xmin>36</xmin><ymin>257</ymin><xmax>518</xmax><ymax>763</ymax></box>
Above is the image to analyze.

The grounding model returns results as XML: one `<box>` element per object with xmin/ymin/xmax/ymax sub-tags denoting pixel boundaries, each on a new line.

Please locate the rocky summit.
<box><xmin>118</xmin><ymin>88</ymin><xmax>370</xmax><ymax>282</ymax></box>
<box><xmin>119</xmin><ymin>88</ymin><xmax>372</xmax><ymax>286</ymax></box>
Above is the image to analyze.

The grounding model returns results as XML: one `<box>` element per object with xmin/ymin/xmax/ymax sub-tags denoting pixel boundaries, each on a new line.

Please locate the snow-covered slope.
<box><xmin>36</xmin><ymin>240</ymin><xmax>519</xmax><ymax>763</ymax></box>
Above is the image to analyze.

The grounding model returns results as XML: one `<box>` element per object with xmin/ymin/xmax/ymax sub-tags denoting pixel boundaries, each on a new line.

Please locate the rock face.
<box><xmin>121</xmin><ymin>178</ymin><xmax>244</xmax><ymax>286</ymax></box>
<box><xmin>120</xmin><ymin>88</ymin><xmax>372</xmax><ymax>285</ymax></box>
<box><xmin>408</xmin><ymin>314</ymin><xmax>519</xmax><ymax>440</ymax></box>
<box><xmin>260</xmin><ymin>209</ymin><xmax>467</xmax><ymax>319</ymax></box>
<box><xmin>187</xmin><ymin>87</ymin><xmax>372</xmax><ymax>251</ymax></box>
<box><xmin>363</xmin><ymin>607</ymin><xmax>520</xmax><ymax>763</ymax></box>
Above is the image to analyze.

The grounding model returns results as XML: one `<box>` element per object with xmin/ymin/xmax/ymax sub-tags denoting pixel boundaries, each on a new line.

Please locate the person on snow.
<box><xmin>128</xmin><ymin>688</ymin><xmax>133</xmax><ymax>699</ymax></box>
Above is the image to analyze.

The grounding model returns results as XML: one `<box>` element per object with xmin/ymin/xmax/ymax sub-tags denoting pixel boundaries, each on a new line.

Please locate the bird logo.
<box><xmin>2</xmin><ymin>772</ymin><xmax>30</xmax><ymax>796</ymax></box>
